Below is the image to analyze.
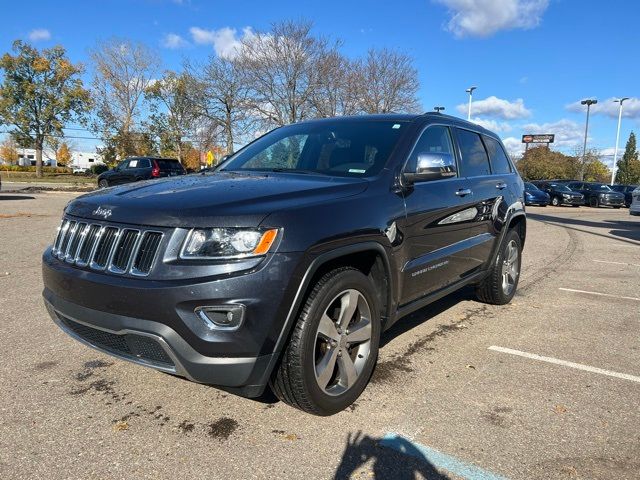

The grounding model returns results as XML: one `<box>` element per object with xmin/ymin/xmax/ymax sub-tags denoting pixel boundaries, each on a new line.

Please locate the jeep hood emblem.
<box><xmin>92</xmin><ymin>206</ymin><xmax>112</xmax><ymax>219</ymax></box>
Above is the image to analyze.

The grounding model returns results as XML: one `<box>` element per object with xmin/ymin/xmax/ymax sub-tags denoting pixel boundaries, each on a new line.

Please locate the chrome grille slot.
<box><xmin>91</xmin><ymin>227</ymin><xmax>119</xmax><ymax>269</ymax></box>
<box><xmin>58</xmin><ymin>221</ymin><xmax>76</xmax><ymax>259</ymax></box>
<box><xmin>66</xmin><ymin>223</ymin><xmax>87</xmax><ymax>263</ymax></box>
<box><xmin>51</xmin><ymin>218</ymin><xmax>163</xmax><ymax>276</ymax></box>
<box><xmin>76</xmin><ymin>225</ymin><xmax>101</xmax><ymax>266</ymax></box>
<box><xmin>109</xmin><ymin>229</ymin><xmax>140</xmax><ymax>273</ymax></box>
<box><xmin>132</xmin><ymin>232</ymin><xmax>163</xmax><ymax>275</ymax></box>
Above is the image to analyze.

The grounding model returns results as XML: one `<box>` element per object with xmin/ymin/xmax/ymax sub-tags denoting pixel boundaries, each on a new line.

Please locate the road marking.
<box><xmin>488</xmin><ymin>346</ymin><xmax>640</xmax><ymax>384</ymax></box>
<box><xmin>380</xmin><ymin>433</ymin><xmax>508</xmax><ymax>480</ymax></box>
<box><xmin>593</xmin><ymin>259</ymin><xmax>640</xmax><ymax>267</ymax></box>
<box><xmin>559</xmin><ymin>287</ymin><xmax>640</xmax><ymax>302</ymax></box>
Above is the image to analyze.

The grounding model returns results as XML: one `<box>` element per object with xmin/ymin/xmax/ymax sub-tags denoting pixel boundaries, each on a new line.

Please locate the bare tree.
<box><xmin>186</xmin><ymin>56</ymin><xmax>251</xmax><ymax>154</ymax></box>
<box><xmin>90</xmin><ymin>39</ymin><xmax>160</xmax><ymax>158</ymax></box>
<box><xmin>145</xmin><ymin>70</ymin><xmax>197</xmax><ymax>161</ymax></box>
<box><xmin>309</xmin><ymin>51</ymin><xmax>359</xmax><ymax>118</ymax></box>
<box><xmin>239</xmin><ymin>20</ymin><xmax>338</xmax><ymax>126</ymax></box>
<box><xmin>353</xmin><ymin>49</ymin><xmax>421</xmax><ymax>114</ymax></box>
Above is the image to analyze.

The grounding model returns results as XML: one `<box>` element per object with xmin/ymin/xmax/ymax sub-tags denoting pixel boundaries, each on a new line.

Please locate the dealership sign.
<box><xmin>522</xmin><ymin>134</ymin><xmax>555</xmax><ymax>144</ymax></box>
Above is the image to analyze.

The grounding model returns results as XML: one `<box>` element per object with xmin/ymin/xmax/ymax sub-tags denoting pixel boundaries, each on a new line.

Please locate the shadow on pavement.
<box><xmin>528</xmin><ymin>212</ymin><xmax>640</xmax><ymax>243</ymax></box>
<box><xmin>334</xmin><ymin>431</ymin><xmax>449</xmax><ymax>479</ymax></box>
<box><xmin>0</xmin><ymin>195</ymin><xmax>36</xmax><ymax>201</ymax></box>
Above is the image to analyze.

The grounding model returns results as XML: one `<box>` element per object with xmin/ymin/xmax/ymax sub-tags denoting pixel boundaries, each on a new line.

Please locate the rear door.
<box><xmin>158</xmin><ymin>159</ymin><xmax>185</xmax><ymax>177</ymax></box>
<box><xmin>398</xmin><ymin>124</ymin><xmax>475</xmax><ymax>304</ymax></box>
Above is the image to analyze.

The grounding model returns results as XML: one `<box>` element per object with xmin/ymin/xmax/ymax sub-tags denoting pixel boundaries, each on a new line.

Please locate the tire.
<box><xmin>475</xmin><ymin>229</ymin><xmax>522</xmax><ymax>305</ymax></box>
<box><xmin>614</xmin><ymin>206</ymin><xmax>621</xmax><ymax>209</ymax></box>
<box><xmin>270</xmin><ymin>267</ymin><xmax>380</xmax><ymax>416</ymax></box>
<box><xmin>98</xmin><ymin>179</ymin><xmax>109</xmax><ymax>188</ymax></box>
<box><xmin>551</xmin><ymin>196</ymin><xmax>561</xmax><ymax>206</ymax></box>
<box><xmin>589</xmin><ymin>197</ymin><xmax>599</xmax><ymax>208</ymax></box>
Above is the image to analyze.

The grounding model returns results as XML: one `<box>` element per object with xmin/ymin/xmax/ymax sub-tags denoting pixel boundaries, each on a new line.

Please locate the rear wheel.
<box><xmin>270</xmin><ymin>268</ymin><xmax>380</xmax><ymax>415</ymax></box>
<box><xmin>475</xmin><ymin>229</ymin><xmax>522</xmax><ymax>305</ymax></box>
<box><xmin>98</xmin><ymin>179</ymin><xmax>109</xmax><ymax>188</ymax></box>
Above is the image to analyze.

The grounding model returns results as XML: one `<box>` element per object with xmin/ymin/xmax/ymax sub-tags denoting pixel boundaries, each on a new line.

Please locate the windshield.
<box><xmin>524</xmin><ymin>182</ymin><xmax>539</xmax><ymax>190</ymax></box>
<box><xmin>222</xmin><ymin>120</ymin><xmax>407</xmax><ymax>177</ymax></box>
<box><xmin>550</xmin><ymin>184</ymin><xmax>572</xmax><ymax>192</ymax></box>
<box><xmin>591</xmin><ymin>183</ymin><xmax>611</xmax><ymax>191</ymax></box>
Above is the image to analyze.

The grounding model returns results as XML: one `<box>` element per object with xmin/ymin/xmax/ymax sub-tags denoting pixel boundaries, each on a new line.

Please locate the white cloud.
<box><xmin>161</xmin><ymin>33</ymin><xmax>188</xmax><ymax>49</ymax></box>
<box><xmin>471</xmin><ymin>117</ymin><xmax>512</xmax><ymax>133</ymax></box>
<box><xmin>435</xmin><ymin>0</ymin><xmax>549</xmax><ymax>38</ymax></box>
<box><xmin>189</xmin><ymin>26</ymin><xmax>254</xmax><ymax>59</ymax></box>
<box><xmin>565</xmin><ymin>97</ymin><xmax>640</xmax><ymax>119</ymax></box>
<box><xmin>521</xmin><ymin>119</ymin><xmax>584</xmax><ymax>147</ymax></box>
<box><xmin>502</xmin><ymin>136</ymin><xmax>525</xmax><ymax>157</ymax></box>
<box><xmin>28</xmin><ymin>29</ymin><xmax>51</xmax><ymax>42</ymax></box>
<box><xmin>457</xmin><ymin>96</ymin><xmax>531</xmax><ymax>119</ymax></box>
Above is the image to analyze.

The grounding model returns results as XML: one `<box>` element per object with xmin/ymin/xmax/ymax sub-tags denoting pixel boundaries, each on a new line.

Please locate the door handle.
<box><xmin>455</xmin><ymin>188</ymin><xmax>472</xmax><ymax>196</ymax></box>
<box><xmin>496</xmin><ymin>182</ymin><xmax>507</xmax><ymax>190</ymax></box>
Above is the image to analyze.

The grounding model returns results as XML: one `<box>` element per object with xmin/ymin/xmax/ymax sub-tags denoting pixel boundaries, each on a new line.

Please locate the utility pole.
<box><xmin>610</xmin><ymin>97</ymin><xmax>629</xmax><ymax>185</ymax></box>
<box><xmin>465</xmin><ymin>86</ymin><xmax>477</xmax><ymax>121</ymax></box>
<box><xmin>580</xmin><ymin>99</ymin><xmax>597</xmax><ymax>181</ymax></box>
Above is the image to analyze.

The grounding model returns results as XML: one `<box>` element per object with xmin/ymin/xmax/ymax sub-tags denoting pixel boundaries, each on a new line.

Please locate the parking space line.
<box><xmin>559</xmin><ymin>287</ymin><xmax>640</xmax><ymax>302</ymax></box>
<box><xmin>380</xmin><ymin>433</ymin><xmax>508</xmax><ymax>480</ymax></box>
<box><xmin>488</xmin><ymin>346</ymin><xmax>640</xmax><ymax>384</ymax></box>
<box><xmin>593</xmin><ymin>259</ymin><xmax>640</xmax><ymax>267</ymax></box>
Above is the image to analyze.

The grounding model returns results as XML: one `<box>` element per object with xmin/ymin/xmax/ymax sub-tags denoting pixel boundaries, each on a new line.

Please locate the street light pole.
<box><xmin>465</xmin><ymin>86</ymin><xmax>477</xmax><ymax>121</ymax></box>
<box><xmin>610</xmin><ymin>97</ymin><xmax>629</xmax><ymax>185</ymax></box>
<box><xmin>580</xmin><ymin>99</ymin><xmax>597</xmax><ymax>181</ymax></box>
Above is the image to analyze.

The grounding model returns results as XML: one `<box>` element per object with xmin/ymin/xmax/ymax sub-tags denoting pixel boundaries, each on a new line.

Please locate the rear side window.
<box><xmin>158</xmin><ymin>160</ymin><xmax>185</xmax><ymax>171</ymax></box>
<box><xmin>406</xmin><ymin>125</ymin><xmax>454</xmax><ymax>173</ymax></box>
<box><xmin>456</xmin><ymin>129</ymin><xmax>491</xmax><ymax>177</ymax></box>
<box><xmin>483</xmin><ymin>136</ymin><xmax>512</xmax><ymax>174</ymax></box>
<box><xmin>137</xmin><ymin>159</ymin><xmax>151</xmax><ymax>168</ymax></box>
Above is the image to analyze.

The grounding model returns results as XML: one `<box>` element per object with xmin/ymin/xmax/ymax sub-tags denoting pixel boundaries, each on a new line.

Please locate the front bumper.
<box><xmin>42</xmin><ymin>247</ymin><xmax>304</xmax><ymax>396</ymax></box>
<box><xmin>599</xmin><ymin>196</ymin><xmax>624</xmax><ymax>206</ymax></box>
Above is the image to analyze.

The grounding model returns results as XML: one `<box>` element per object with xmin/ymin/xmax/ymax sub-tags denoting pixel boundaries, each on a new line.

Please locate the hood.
<box><xmin>525</xmin><ymin>189</ymin><xmax>549</xmax><ymax>197</ymax></box>
<box><xmin>65</xmin><ymin>172</ymin><xmax>369</xmax><ymax>228</ymax></box>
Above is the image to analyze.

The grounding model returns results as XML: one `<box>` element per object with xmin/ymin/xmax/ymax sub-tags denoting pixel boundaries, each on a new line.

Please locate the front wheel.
<box><xmin>98</xmin><ymin>179</ymin><xmax>109</xmax><ymax>188</ymax></box>
<box><xmin>590</xmin><ymin>197</ymin><xmax>599</xmax><ymax>208</ymax></box>
<box><xmin>270</xmin><ymin>267</ymin><xmax>380</xmax><ymax>415</ymax></box>
<box><xmin>551</xmin><ymin>196</ymin><xmax>561</xmax><ymax>206</ymax></box>
<box><xmin>475</xmin><ymin>229</ymin><xmax>522</xmax><ymax>305</ymax></box>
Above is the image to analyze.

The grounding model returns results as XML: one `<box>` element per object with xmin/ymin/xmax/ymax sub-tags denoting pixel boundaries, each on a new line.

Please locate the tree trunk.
<box><xmin>35</xmin><ymin>136</ymin><xmax>44</xmax><ymax>178</ymax></box>
<box><xmin>225</xmin><ymin>111</ymin><xmax>234</xmax><ymax>155</ymax></box>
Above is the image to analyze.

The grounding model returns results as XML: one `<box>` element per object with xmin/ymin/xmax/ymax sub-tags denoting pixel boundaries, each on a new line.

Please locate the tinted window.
<box><xmin>406</xmin><ymin>125</ymin><xmax>454</xmax><ymax>173</ymax></box>
<box><xmin>524</xmin><ymin>182</ymin><xmax>539</xmax><ymax>190</ymax></box>
<box><xmin>223</xmin><ymin>121</ymin><xmax>407</xmax><ymax>177</ymax></box>
<box><xmin>483</xmin><ymin>136</ymin><xmax>511</xmax><ymax>174</ymax></box>
<box><xmin>456</xmin><ymin>129</ymin><xmax>491</xmax><ymax>177</ymax></box>
<box><xmin>158</xmin><ymin>159</ymin><xmax>184</xmax><ymax>171</ymax></box>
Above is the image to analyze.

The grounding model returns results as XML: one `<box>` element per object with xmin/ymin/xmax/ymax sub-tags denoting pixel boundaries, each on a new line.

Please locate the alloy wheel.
<box><xmin>313</xmin><ymin>289</ymin><xmax>372</xmax><ymax>396</ymax></box>
<box><xmin>501</xmin><ymin>240</ymin><xmax>519</xmax><ymax>296</ymax></box>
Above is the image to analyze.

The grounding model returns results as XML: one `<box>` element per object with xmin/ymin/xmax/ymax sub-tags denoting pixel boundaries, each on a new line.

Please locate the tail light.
<box><xmin>151</xmin><ymin>160</ymin><xmax>160</xmax><ymax>178</ymax></box>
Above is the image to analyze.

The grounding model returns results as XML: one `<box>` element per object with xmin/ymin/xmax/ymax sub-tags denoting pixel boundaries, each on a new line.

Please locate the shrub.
<box><xmin>0</xmin><ymin>165</ymin><xmax>72</xmax><ymax>173</ymax></box>
<box><xmin>89</xmin><ymin>164</ymin><xmax>109</xmax><ymax>175</ymax></box>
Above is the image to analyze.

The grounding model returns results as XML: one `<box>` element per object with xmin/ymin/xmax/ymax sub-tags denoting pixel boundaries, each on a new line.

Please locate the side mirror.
<box><xmin>404</xmin><ymin>152</ymin><xmax>456</xmax><ymax>183</ymax></box>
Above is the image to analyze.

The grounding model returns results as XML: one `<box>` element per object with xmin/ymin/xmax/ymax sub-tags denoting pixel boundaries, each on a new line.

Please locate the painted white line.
<box><xmin>593</xmin><ymin>259</ymin><xmax>640</xmax><ymax>267</ymax></box>
<box><xmin>488</xmin><ymin>346</ymin><xmax>640</xmax><ymax>384</ymax></box>
<box><xmin>559</xmin><ymin>287</ymin><xmax>640</xmax><ymax>302</ymax></box>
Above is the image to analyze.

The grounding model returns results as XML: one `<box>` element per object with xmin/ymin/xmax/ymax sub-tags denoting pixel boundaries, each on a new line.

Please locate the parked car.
<box><xmin>566</xmin><ymin>181</ymin><xmax>625</xmax><ymax>208</ymax></box>
<box><xmin>42</xmin><ymin>114</ymin><xmax>526</xmax><ymax>415</ymax></box>
<box><xmin>630</xmin><ymin>187</ymin><xmax>640</xmax><ymax>216</ymax></box>
<box><xmin>97</xmin><ymin>157</ymin><xmax>186</xmax><ymax>188</ymax></box>
<box><xmin>532</xmin><ymin>181</ymin><xmax>583</xmax><ymax>206</ymax></box>
<box><xmin>610</xmin><ymin>184</ymin><xmax>638</xmax><ymax>207</ymax></box>
<box><xmin>524</xmin><ymin>182</ymin><xmax>550</xmax><ymax>206</ymax></box>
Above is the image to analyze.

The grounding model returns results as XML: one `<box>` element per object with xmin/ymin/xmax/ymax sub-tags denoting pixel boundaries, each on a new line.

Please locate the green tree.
<box><xmin>515</xmin><ymin>146</ymin><xmax>572</xmax><ymax>180</ymax></box>
<box><xmin>615</xmin><ymin>132</ymin><xmax>640</xmax><ymax>184</ymax></box>
<box><xmin>0</xmin><ymin>40</ymin><xmax>90</xmax><ymax>177</ymax></box>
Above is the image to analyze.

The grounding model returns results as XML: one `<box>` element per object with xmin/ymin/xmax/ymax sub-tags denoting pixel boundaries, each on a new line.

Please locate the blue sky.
<box><xmin>1</xmin><ymin>0</ymin><xmax>639</xmax><ymax>165</ymax></box>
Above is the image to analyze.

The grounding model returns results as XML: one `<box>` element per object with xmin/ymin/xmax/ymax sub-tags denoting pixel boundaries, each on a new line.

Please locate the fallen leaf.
<box><xmin>284</xmin><ymin>433</ymin><xmax>298</xmax><ymax>441</ymax></box>
<box><xmin>465</xmin><ymin>364</ymin><xmax>476</xmax><ymax>370</ymax></box>
<box><xmin>553</xmin><ymin>404</ymin><xmax>567</xmax><ymax>414</ymax></box>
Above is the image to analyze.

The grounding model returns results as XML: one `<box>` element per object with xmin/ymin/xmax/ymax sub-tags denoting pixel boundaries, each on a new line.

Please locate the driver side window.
<box><xmin>406</xmin><ymin>126</ymin><xmax>454</xmax><ymax>173</ymax></box>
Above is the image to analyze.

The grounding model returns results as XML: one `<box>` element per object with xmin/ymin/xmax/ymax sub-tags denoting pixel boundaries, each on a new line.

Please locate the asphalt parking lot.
<box><xmin>1</xmin><ymin>192</ymin><xmax>639</xmax><ymax>480</ymax></box>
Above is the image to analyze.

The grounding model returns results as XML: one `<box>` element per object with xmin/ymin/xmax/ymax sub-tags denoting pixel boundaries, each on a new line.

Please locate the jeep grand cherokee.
<box><xmin>42</xmin><ymin>114</ymin><xmax>526</xmax><ymax>415</ymax></box>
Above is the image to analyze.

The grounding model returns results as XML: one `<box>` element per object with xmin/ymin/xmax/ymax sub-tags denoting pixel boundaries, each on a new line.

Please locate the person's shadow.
<box><xmin>334</xmin><ymin>431</ymin><xmax>450</xmax><ymax>479</ymax></box>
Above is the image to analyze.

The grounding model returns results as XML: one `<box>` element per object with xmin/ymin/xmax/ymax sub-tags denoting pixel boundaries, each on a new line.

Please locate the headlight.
<box><xmin>181</xmin><ymin>228</ymin><xmax>279</xmax><ymax>259</ymax></box>
<box><xmin>562</xmin><ymin>193</ymin><xmax>570</xmax><ymax>198</ymax></box>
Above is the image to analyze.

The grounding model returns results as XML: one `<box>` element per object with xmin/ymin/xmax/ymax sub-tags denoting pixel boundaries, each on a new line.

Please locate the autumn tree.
<box><xmin>615</xmin><ymin>132</ymin><xmax>640</xmax><ymax>184</ymax></box>
<box><xmin>515</xmin><ymin>146</ymin><xmax>571</xmax><ymax>180</ymax></box>
<box><xmin>0</xmin><ymin>137</ymin><xmax>19</xmax><ymax>164</ymax></box>
<box><xmin>90</xmin><ymin>39</ymin><xmax>159</xmax><ymax>159</ymax></box>
<box><xmin>56</xmin><ymin>142</ymin><xmax>72</xmax><ymax>166</ymax></box>
<box><xmin>145</xmin><ymin>70</ymin><xmax>197</xmax><ymax>161</ymax></box>
<box><xmin>0</xmin><ymin>41</ymin><xmax>90</xmax><ymax>176</ymax></box>
<box><xmin>353</xmin><ymin>48</ymin><xmax>421</xmax><ymax>114</ymax></box>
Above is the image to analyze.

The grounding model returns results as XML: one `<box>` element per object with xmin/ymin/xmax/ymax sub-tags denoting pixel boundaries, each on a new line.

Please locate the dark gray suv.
<box><xmin>43</xmin><ymin>113</ymin><xmax>526</xmax><ymax>415</ymax></box>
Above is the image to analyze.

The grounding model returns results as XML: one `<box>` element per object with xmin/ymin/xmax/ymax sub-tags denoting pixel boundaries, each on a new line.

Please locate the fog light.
<box><xmin>195</xmin><ymin>305</ymin><xmax>245</xmax><ymax>331</ymax></box>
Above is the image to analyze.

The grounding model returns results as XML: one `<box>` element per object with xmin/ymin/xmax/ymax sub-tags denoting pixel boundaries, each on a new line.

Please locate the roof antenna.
<box><xmin>434</xmin><ymin>106</ymin><xmax>445</xmax><ymax>113</ymax></box>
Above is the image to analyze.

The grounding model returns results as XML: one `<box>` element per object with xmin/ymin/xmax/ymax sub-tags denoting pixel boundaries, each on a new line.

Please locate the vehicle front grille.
<box><xmin>58</xmin><ymin>314</ymin><xmax>175</xmax><ymax>369</ymax></box>
<box><xmin>51</xmin><ymin>218</ymin><xmax>163</xmax><ymax>276</ymax></box>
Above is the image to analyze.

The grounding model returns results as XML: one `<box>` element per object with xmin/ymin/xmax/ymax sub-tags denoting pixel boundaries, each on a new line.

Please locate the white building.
<box><xmin>13</xmin><ymin>148</ymin><xmax>103</xmax><ymax>169</ymax></box>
